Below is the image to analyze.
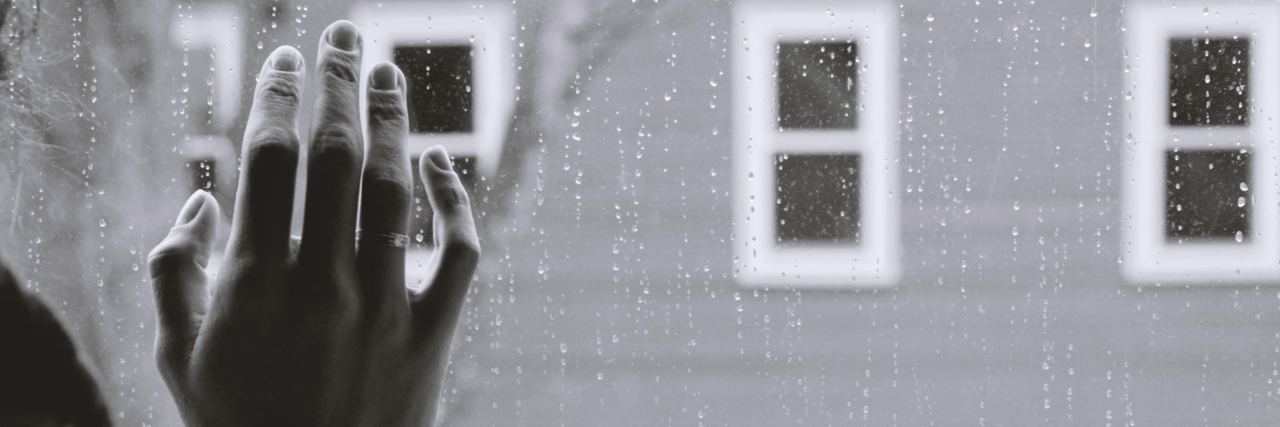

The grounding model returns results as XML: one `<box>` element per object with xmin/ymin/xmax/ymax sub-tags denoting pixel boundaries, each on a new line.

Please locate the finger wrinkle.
<box><xmin>316</xmin><ymin>83</ymin><xmax>361</xmax><ymax>121</ymax></box>
<box><xmin>366</xmin><ymin>99</ymin><xmax>404</xmax><ymax>122</ymax></box>
<box><xmin>318</xmin><ymin>82</ymin><xmax>360</xmax><ymax>109</ymax></box>
<box><xmin>429</xmin><ymin>184</ymin><xmax>466</xmax><ymax>212</ymax></box>
<box><xmin>366</xmin><ymin>109</ymin><xmax>406</xmax><ymax>131</ymax></box>
<box><xmin>366</xmin><ymin>93</ymin><xmax>405</xmax><ymax>117</ymax></box>
<box><xmin>313</xmin><ymin>124</ymin><xmax>360</xmax><ymax>148</ymax></box>
<box><xmin>260</xmin><ymin>82</ymin><xmax>301</xmax><ymax>106</ymax></box>
<box><xmin>257</xmin><ymin>71</ymin><xmax>302</xmax><ymax>99</ymax></box>
<box><xmin>366</xmin><ymin>89</ymin><xmax>404</xmax><ymax>107</ymax></box>
<box><xmin>317</xmin><ymin>51</ymin><xmax>360</xmax><ymax>83</ymax></box>
<box><xmin>365</xmin><ymin>136</ymin><xmax>406</xmax><ymax>158</ymax></box>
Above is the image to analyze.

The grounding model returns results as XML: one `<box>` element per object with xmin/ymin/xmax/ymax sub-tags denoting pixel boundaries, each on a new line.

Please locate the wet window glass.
<box><xmin>180</xmin><ymin>48</ymin><xmax>217</xmax><ymax>133</ymax></box>
<box><xmin>7</xmin><ymin>1</ymin><xmax>1280</xmax><ymax>426</ymax></box>
<box><xmin>775</xmin><ymin>153</ymin><xmax>860</xmax><ymax>244</ymax></box>
<box><xmin>777</xmin><ymin>42</ymin><xmax>858</xmax><ymax>130</ymax></box>
<box><xmin>1164</xmin><ymin>149</ymin><xmax>1250</xmax><ymax>242</ymax></box>
<box><xmin>187</xmin><ymin>158</ymin><xmax>217</xmax><ymax>192</ymax></box>
<box><xmin>394</xmin><ymin>45</ymin><xmax>473</xmax><ymax>134</ymax></box>
<box><xmin>1168</xmin><ymin>38</ymin><xmax>1249</xmax><ymax>126</ymax></box>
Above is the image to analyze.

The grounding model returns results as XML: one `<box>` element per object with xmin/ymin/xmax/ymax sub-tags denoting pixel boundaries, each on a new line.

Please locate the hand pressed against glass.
<box><xmin>146</xmin><ymin>21</ymin><xmax>479</xmax><ymax>426</ymax></box>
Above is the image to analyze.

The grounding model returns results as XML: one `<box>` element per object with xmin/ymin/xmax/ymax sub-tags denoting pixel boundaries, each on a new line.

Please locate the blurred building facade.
<box><xmin>5</xmin><ymin>0</ymin><xmax>1280</xmax><ymax>425</ymax></box>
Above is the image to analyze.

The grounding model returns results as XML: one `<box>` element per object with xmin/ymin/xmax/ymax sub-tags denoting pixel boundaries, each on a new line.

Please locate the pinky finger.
<box><xmin>411</xmin><ymin>146</ymin><xmax>480</xmax><ymax>338</ymax></box>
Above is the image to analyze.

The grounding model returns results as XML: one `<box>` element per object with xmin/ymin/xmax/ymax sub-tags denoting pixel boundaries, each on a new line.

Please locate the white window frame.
<box><xmin>170</xmin><ymin>6</ymin><xmax>242</xmax><ymax>277</ymax></box>
<box><xmin>1123</xmin><ymin>3</ymin><xmax>1280</xmax><ymax>284</ymax></box>
<box><xmin>353</xmin><ymin>2</ymin><xmax>514</xmax><ymax>288</ymax></box>
<box><xmin>170</xmin><ymin>7</ymin><xmax>239</xmax><ymax>199</ymax></box>
<box><xmin>170</xmin><ymin>6</ymin><xmax>239</xmax><ymax>193</ymax></box>
<box><xmin>178</xmin><ymin>135</ymin><xmax>236</xmax><ymax>192</ymax></box>
<box><xmin>170</xmin><ymin>5</ymin><xmax>242</xmax><ymax>133</ymax></box>
<box><xmin>353</xmin><ymin>2</ymin><xmax>515</xmax><ymax>177</ymax></box>
<box><xmin>732</xmin><ymin>1</ymin><xmax>899</xmax><ymax>289</ymax></box>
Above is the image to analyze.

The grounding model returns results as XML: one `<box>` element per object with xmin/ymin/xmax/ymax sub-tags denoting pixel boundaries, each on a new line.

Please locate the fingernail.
<box><xmin>176</xmin><ymin>191</ymin><xmax>210</xmax><ymax>226</ymax></box>
<box><xmin>371</xmin><ymin>63</ymin><xmax>399</xmax><ymax>90</ymax></box>
<box><xmin>270</xmin><ymin>46</ymin><xmax>300</xmax><ymax>71</ymax></box>
<box><xmin>327</xmin><ymin>20</ymin><xmax>360</xmax><ymax>51</ymax></box>
<box><xmin>426</xmin><ymin>146</ymin><xmax>453</xmax><ymax>171</ymax></box>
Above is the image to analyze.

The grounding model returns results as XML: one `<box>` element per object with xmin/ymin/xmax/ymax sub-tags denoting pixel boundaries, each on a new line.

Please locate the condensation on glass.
<box><xmin>1168</xmin><ymin>38</ymin><xmax>1249</xmax><ymax>126</ymax></box>
<box><xmin>180</xmin><ymin>47</ymin><xmax>219</xmax><ymax>193</ymax></box>
<box><xmin>1164</xmin><ymin>149</ymin><xmax>1249</xmax><ymax>242</ymax></box>
<box><xmin>774</xmin><ymin>153</ymin><xmax>860</xmax><ymax>244</ymax></box>
<box><xmin>394</xmin><ymin>45</ymin><xmax>474</xmax><ymax>134</ymax></box>
<box><xmin>777</xmin><ymin>42</ymin><xmax>857</xmax><ymax>130</ymax></box>
<box><xmin>394</xmin><ymin>43</ymin><xmax>478</xmax><ymax>244</ymax></box>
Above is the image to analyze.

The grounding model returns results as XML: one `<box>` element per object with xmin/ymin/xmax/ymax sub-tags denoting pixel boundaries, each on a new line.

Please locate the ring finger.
<box><xmin>356</xmin><ymin>62</ymin><xmax>411</xmax><ymax>305</ymax></box>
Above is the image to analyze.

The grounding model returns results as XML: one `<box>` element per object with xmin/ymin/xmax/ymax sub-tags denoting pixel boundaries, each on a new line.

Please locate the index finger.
<box><xmin>226</xmin><ymin>46</ymin><xmax>305</xmax><ymax>266</ymax></box>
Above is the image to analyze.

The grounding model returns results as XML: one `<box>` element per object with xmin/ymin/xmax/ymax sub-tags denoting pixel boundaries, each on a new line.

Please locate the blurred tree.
<box><xmin>486</xmin><ymin>0</ymin><xmax>675</xmax><ymax>226</ymax></box>
<box><xmin>0</xmin><ymin>0</ymin><xmax>185</xmax><ymax>424</ymax></box>
<box><xmin>446</xmin><ymin>0</ymin><xmax>685</xmax><ymax>419</ymax></box>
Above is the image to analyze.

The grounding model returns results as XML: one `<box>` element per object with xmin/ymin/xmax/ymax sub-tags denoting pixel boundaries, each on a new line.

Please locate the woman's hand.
<box><xmin>146</xmin><ymin>20</ymin><xmax>479</xmax><ymax>426</ymax></box>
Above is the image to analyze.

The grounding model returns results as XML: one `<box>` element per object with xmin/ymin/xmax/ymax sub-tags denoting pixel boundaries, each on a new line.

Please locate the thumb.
<box><xmin>147</xmin><ymin>190</ymin><xmax>219</xmax><ymax>370</ymax></box>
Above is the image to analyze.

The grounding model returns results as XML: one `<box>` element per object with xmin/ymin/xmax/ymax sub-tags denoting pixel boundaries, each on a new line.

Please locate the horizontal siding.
<box><xmin>456</xmin><ymin>0</ymin><xmax>1280</xmax><ymax>425</ymax></box>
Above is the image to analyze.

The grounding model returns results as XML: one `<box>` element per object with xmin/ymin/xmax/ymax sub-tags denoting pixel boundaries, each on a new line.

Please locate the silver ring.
<box><xmin>357</xmin><ymin>230</ymin><xmax>410</xmax><ymax>249</ymax></box>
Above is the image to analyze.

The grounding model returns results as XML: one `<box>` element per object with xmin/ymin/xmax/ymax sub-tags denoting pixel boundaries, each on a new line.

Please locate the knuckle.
<box><xmin>442</xmin><ymin>235</ymin><xmax>481</xmax><ymax>265</ymax></box>
<box><xmin>311</xmin><ymin>125</ymin><xmax>362</xmax><ymax>167</ymax></box>
<box><xmin>331</xmin><ymin>292</ymin><xmax>362</xmax><ymax>321</ymax></box>
<box><xmin>155</xmin><ymin>348</ymin><xmax>181</xmax><ymax>379</ymax></box>
<box><xmin>155</xmin><ymin>339</ymin><xmax>187</xmax><ymax>367</ymax></box>
<box><xmin>430</xmin><ymin>178</ymin><xmax>471</xmax><ymax>211</ymax></box>
<box><xmin>147</xmin><ymin>241</ymin><xmax>195</xmax><ymax>275</ymax></box>
<box><xmin>295</xmin><ymin>273</ymin><xmax>361</xmax><ymax>315</ymax></box>
<box><xmin>320</xmin><ymin>77</ymin><xmax>358</xmax><ymax>102</ymax></box>
<box><xmin>319</xmin><ymin>53</ymin><xmax>359</xmax><ymax>84</ymax></box>
<box><xmin>248</xmin><ymin>128</ymin><xmax>300</xmax><ymax>158</ymax></box>
<box><xmin>366</xmin><ymin>91</ymin><xmax>406</xmax><ymax>125</ymax></box>
<box><xmin>256</xmin><ymin>72</ymin><xmax>302</xmax><ymax>106</ymax></box>
<box><xmin>368</xmin><ymin>107</ymin><xmax>407</xmax><ymax>131</ymax></box>
<box><xmin>361</xmin><ymin>308</ymin><xmax>407</xmax><ymax>334</ymax></box>
<box><xmin>234</xmin><ymin>253</ymin><xmax>283</xmax><ymax>273</ymax></box>
<box><xmin>154</xmin><ymin>341</ymin><xmax>194</xmax><ymax>386</ymax></box>
<box><xmin>363</xmin><ymin>173</ymin><xmax>413</xmax><ymax>204</ymax></box>
<box><xmin>312</xmin><ymin>124</ymin><xmax>359</xmax><ymax>149</ymax></box>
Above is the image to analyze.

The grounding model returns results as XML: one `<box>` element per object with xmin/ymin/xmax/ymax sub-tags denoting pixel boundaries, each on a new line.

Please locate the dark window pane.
<box><xmin>394</xmin><ymin>45</ymin><xmax>473</xmax><ymax>133</ymax></box>
<box><xmin>1169</xmin><ymin>37</ymin><xmax>1249</xmax><ymax>126</ymax></box>
<box><xmin>777</xmin><ymin>42</ymin><xmax>857</xmax><ymax>130</ymax></box>
<box><xmin>1165</xmin><ymin>149</ymin><xmax>1250</xmax><ymax>242</ymax></box>
<box><xmin>775</xmin><ymin>153</ymin><xmax>859</xmax><ymax>244</ymax></box>
<box><xmin>410</xmin><ymin>155</ymin><xmax>478</xmax><ymax>247</ymax></box>
<box><xmin>187</xmin><ymin>158</ymin><xmax>216</xmax><ymax>192</ymax></box>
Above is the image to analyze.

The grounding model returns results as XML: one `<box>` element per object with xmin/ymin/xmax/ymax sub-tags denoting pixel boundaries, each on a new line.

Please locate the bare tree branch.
<box><xmin>561</xmin><ymin>0</ymin><xmax>673</xmax><ymax>102</ymax></box>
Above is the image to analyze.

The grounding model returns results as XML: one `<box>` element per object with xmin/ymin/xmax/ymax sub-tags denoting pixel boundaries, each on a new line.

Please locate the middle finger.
<box><xmin>299</xmin><ymin>20</ymin><xmax>365</xmax><ymax>275</ymax></box>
